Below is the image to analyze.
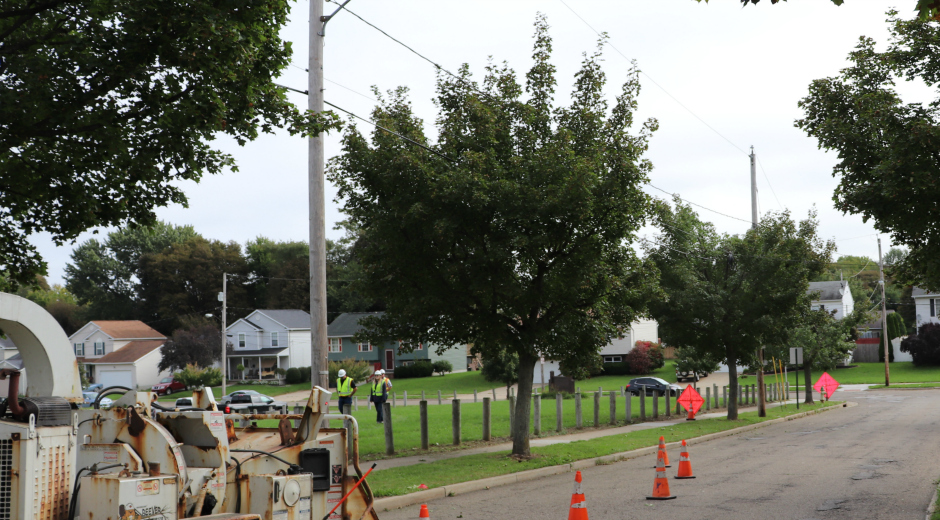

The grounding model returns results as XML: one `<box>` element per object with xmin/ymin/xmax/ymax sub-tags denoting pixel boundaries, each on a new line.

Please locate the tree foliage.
<box><xmin>646</xmin><ymin>199</ymin><xmax>834</xmax><ymax>419</ymax></box>
<box><xmin>0</xmin><ymin>0</ymin><xmax>338</xmax><ymax>286</ymax></box>
<box><xmin>798</xmin><ymin>12</ymin><xmax>940</xmax><ymax>291</ymax></box>
<box><xmin>159</xmin><ymin>321</ymin><xmax>224</xmax><ymax>373</ymax></box>
<box><xmin>786</xmin><ymin>305</ymin><xmax>867</xmax><ymax>403</ymax></box>
<box><xmin>695</xmin><ymin>1</ymin><xmax>940</xmax><ymax>20</ymax></box>
<box><xmin>245</xmin><ymin>237</ymin><xmax>310</xmax><ymax>312</ymax></box>
<box><xmin>329</xmin><ymin>17</ymin><xmax>659</xmax><ymax>456</ymax></box>
<box><xmin>900</xmin><ymin>322</ymin><xmax>940</xmax><ymax>366</ymax></box>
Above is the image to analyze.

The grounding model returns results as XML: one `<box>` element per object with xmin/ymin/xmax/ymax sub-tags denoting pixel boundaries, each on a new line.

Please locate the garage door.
<box><xmin>98</xmin><ymin>370</ymin><xmax>133</xmax><ymax>389</ymax></box>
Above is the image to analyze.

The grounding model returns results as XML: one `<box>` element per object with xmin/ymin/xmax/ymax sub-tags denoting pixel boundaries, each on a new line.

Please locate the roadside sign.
<box><xmin>677</xmin><ymin>385</ymin><xmax>704</xmax><ymax>415</ymax></box>
<box><xmin>814</xmin><ymin>372</ymin><xmax>839</xmax><ymax>400</ymax></box>
<box><xmin>789</xmin><ymin>347</ymin><xmax>803</xmax><ymax>365</ymax></box>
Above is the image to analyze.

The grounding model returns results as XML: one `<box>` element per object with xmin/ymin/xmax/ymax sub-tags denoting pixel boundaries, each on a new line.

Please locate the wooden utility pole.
<box><xmin>308</xmin><ymin>0</ymin><xmax>329</xmax><ymax>390</ymax></box>
<box><xmin>879</xmin><ymin>238</ymin><xmax>890</xmax><ymax>387</ymax></box>
<box><xmin>751</xmin><ymin>146</ymin><xmax>766</xmax><ymax>417</ymax></box>
<box><xmin>221</xmin><ymin>272</ymin><xmax>227</xmax><ymax>395</ymax></box>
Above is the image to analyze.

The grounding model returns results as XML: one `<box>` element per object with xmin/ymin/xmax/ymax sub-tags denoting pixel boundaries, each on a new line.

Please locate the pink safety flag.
<box><xmin>813</xmin><ymin>372</ymin><xmax>839</xmax><ymax>400</ymax></box>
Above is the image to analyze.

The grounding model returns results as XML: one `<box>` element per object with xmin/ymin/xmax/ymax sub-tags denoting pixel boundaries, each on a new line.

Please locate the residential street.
<box><xmin>378</xmin><ymin>389</ymin><xmax>940</xmax><ymax>519</ymax></box>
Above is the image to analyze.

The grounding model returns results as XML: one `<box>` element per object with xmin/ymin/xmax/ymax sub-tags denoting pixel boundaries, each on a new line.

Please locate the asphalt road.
<box><xmin>377</xmin><ymin>389</ymin><xmax>940</xmax><ymax>520</ymax></box>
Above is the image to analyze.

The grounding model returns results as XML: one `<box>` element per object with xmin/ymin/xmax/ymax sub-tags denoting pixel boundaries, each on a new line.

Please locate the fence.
<box><xmin>852</xmin><ymin>344</ymin><xmax>881</xmax><ymax>363</ymax></box>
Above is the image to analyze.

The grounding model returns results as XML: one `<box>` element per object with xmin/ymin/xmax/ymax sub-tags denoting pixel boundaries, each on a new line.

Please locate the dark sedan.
<box><xmin>626</xmin><ymin>377</ymin><xmax>682</xmax><ymax>397</ymax></box>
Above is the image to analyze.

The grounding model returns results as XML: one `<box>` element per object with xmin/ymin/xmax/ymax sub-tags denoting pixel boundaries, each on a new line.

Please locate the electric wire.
<box><xmin>646</xmin><ymin>183</ymin><xmax>752</xmax><ymax>224</ymax></box>
<box><xmin>756</xmin><ymin>155</ymin><xmax>784</xmax><ymax>210</ymax></box>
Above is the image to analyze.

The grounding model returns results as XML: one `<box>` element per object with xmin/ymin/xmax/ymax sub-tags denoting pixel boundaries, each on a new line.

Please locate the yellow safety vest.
<box><xmin>371</xmin><ymin>379</ymin><xmax>384</xmax><ymax>397</ymax></box>
<box><xmin>337</xmin><ymin>377</ymin><xmax>353</xmax><ymax>397</ymax></box>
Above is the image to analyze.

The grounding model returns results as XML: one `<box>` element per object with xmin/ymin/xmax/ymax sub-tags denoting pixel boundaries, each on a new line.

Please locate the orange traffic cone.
<box><xmin>647</xmin><ymin>449</ymin><xmax>677</xmax><ymax>500</ymax></box>
<box><xmin>654</xmin><ymin>436</ymin><xmax>671</xmax><ymax>467</ymax></box>
<box><xmin>674</xmin><ymin>440</ymin><xmax>695</xmax><ymax>479</ymax></box>
<box><xmin>568</xmin><ymin>471</ymin><xmax>588</xmax><ymax>520</ymax></box>
<box><xmin>419</xmin><ymin>504</ymin><xmax>430</xmax><ymax>518</ymax></box>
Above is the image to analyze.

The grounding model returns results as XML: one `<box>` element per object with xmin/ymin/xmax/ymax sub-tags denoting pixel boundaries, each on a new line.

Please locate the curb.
<box><xmin>926</xmin><ymin>485</ymin><xmax>938</xmax><ymax>520</ymax></box>
<box><xmin>373</xmin><ymin>401</ymin><xmax>854</xmax><ymax>512</ymax></box>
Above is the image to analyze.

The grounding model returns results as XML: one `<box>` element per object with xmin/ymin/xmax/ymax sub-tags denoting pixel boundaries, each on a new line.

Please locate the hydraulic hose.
<box><xmin>93</xmin><ymin>386</ymin><xmax>132</xmax><ymax>409</ymax></box>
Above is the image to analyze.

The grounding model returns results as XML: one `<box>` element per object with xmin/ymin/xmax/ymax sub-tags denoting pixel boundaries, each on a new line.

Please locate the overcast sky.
<box><xmin>31</xmin><ymin>0</ymin><xmax>915</xmax><ymax>286</ymax></box>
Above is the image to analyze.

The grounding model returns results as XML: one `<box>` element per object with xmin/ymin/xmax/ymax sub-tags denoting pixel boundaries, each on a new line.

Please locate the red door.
<box><xmin>385</xmin><ymin>349</ymin><xmax>394</xmax><ymax>372</ymax></box>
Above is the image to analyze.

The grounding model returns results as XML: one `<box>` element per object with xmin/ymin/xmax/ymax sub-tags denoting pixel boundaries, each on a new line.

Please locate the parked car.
<box><xmin>675</xmin><ymin>368</ymin><xmax>708</xmax><ymax>383</ymax></box>
<box><xmin>218</xmin><ymin>389</ymin><xmax>262</xmax><ymax>407</ymax></box>
<box><xmin>224</xmin><ymin>393</ymin><xmax>285</xmax><ymax>414</ymax></box>
<box><xmin>174</xmin><ymin>397</ymin><xmax>198</xmax><ymax>411</ymax></box>
<box><xmin>85</xmin><ymin>383</ymin><xmax>103</xmax><ymax>393</ymax></box>
<box><xmin>626</xmin><ymin>377</ymin><xmax>682</xmax><ymax>397</ymax></box>
<box><xmin>151</xmin><ymin>377</ymin><xmax>186</xmax><ymax>396</ymax></box>
<box><xmin>82</xmin><ymin>391</ymin><xmax>113</xmax><ymax>408</ymax></box>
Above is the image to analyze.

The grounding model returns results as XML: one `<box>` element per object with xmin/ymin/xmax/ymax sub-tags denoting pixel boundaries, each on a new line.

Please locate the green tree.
<box><xmin>646</xmin><ymin>200</ymin><xmax>834</xmax><ymax>419</ymax></box>
<box><xmin>788</xmin><ymin>306</ymin><xmax>868</xmax><ymax>404</ymax></box>
<box><xmin>798</xmin><ymin>11</ymin><xmax>940</xmax><ymax>291</ymax></box>
<box><xmin>245</xmin><ymin>237</ymin><xmax>310</xmax><ymax>312</ymax></box>
<box><xmin>328</xmin><ymin>18</ymin><xmax>659</xmax><ymax>457</ymax></box>
<box><xmin>0</xmin><ymin>0</ymin><xmax>338</xmax><ymax>286</ymax></box>
<box><xmin>159</xmin><ymin>321</ymin><xmax>224</xmax><ymax>373</ymax></box>
<box><xmin>138</xmin><ymin>237</ymin><xmax>249</xmax><ymax>331</ymax></box>
<box><xmin>65</xmin><ymin>221</ymin><xmax>198</xmax><ymax>319</ymax></box>
<box><xmin>480</xmin><ymin>350</ymin><xmax>520</xmax><ymax>393</ymax></box>
<box><xmin>696</xmin><ymin>1</ymin><xmax>939</xmax><ymax>19</ymax></box>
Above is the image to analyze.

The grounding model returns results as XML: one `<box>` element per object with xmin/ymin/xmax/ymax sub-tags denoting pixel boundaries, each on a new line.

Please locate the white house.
<box><xmin>69</xmin><ymin>321</ymin><xmax>171</xmax><ymax>390</ymax></box>
<box><xmin>912</xmin><ymin>287</ymin><xmax>939</xmax><ymax>330</ymax></box>
<box><xmin>533</xmin><ymin>318</ymin><xmax>659</xmax><ymax>385</ymax></box>
<box><xmin>807</xmin><ymin>280</ymin><xmax>854</xmax><ymax>319</ymax></box>
<box><xmin>226</xmin><ymin>309</ymin><xmax>312</xmax><ymax>380</ymax></box>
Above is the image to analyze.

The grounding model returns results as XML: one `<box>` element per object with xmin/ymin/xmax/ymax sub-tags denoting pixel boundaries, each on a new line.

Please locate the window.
<box><xmin>819</xmin><ymin>304</ymin><xmax>826</xmax><ymax>312</ymax></box>
<box><xmin>358</xmin><ymin>342</ymin><xmax>373</xmax><ymax>352</ymax></box>
<box><xmin>238</xmin><ymin>333</ymin><xmax>246</xmax><ymax>348</ymax></box>
<box><xmin>94</xmin><ymin>342</ymin><xmax>105</xmax><ymax>356</ymax></box>
<box><xmin>73</xmin><ymin>342</ymin><xmax>84</xmax><ymax>356</ymax></box>
<box><xmin>415</xmin><ymin>342</ymin><xmax>423</xmax><ymax>351</ymax></box>
<box><xmin>271</xmin><ymin>332</ymin><xmax>279</xmax><ymax>347</ymax></box>
<box><xmin>859</xmin><ymin>330</ymin><xmax>881</xmax><ymax>339</ymax></box>
<box><xmin>931</xmin><ymin>298</ymin><xmax>936</xmax><ymax>318</ymax></box>
<box><xmin>603</xmin><ymin>356</ymin><xmax>622</xmax><ymax>363</ymax></box>
<box><xmin>329</xmin><ymin>338</ymin><xmax>342</xmax><ymax>353</ymax></box>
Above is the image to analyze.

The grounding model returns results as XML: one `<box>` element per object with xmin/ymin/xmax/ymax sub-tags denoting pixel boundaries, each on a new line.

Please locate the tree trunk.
<box><xmin>726</xmin><ymin>355</ymin><xmax>739</xmax><ymax>420</ymax></box>
<box><xmin>756</xmin><ymin>348</ymin><xmax>766</xmax><ymax>418</ymax></box>
<box><xmin>511</xmin><ymin>353</ymin><xmax>537</xmax><ymax>457</ymax></box>
<box><xmin>803</xmin><ymin>362</ymin><xmax>814</xmax><ymax>405</ymax></box>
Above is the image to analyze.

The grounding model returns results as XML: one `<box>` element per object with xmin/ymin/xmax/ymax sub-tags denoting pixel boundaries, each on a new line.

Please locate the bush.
<box><xmin>539</xmin><ymin>389</ymin><xmax>575</xmax><ymax>400</ymax></box>
<box><xmin>901</xmin><ymin>323</ymin><xmax>940</xmax><ymax>366</ymax></box>
<box><xmin>636</xmin><ymin>341</ymin><xmax>665</xmax><ymax>369</ymax></box>
<box><xmin>432</xmin><ymin>360</ymin><xmax>453</xmax><ymax>376</ymax></box>
<box><xmin>394</xmin><ymin>361</ymin><xmax>434</xmax><ymax>379</ymax></box>
<box><xmin>173</xmin><ymin>364</ymin><xmax>221</xmax><ymax>388</ymax></box>
<box><xmin>285</xmin><ymin>367</ymin><xmax>303</xmax><ymax>385</ymax></box>
<box><xmin>201</xmin><ymin>367</ymin><xmax>223</xmax><ymax>387</ymax></box>
<box><xmin>328</xmin><ymin>359</ymin><xmax>373</xmax><ymax>385</ymax></box>
<box><xmin>625</xmin><ymin>344</ymin><xmax>653</xmax><ymax>375</ymax></box>
<box><xmin>600</xmin><ymin>361</ymin><xmax>632</xmax><ymax>376</ymax></box>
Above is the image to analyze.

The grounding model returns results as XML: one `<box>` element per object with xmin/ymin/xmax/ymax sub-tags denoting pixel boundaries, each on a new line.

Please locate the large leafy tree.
<box><xmin>798</xmin><ymin>12</ymin><xmax>940</xmax><ymax>291</ymax></box>
<box><xmin>245</xmin><ymin>237</ymin><xmax>310</xmax><ymax>312</ymax></box>
<box><xmin>0</xmin><ymin>0</ymin><xmax>337</xmax><ymax>286</ymax></box>
<box><xmin>328</xmin><ymin>17</ymin><xmax>659</xmax><ymax>457</ymax></box>
<box><xmin>65</xmin><ymin>222</ymin><xmax>198</xmax><ymax>320</ymax></box>
<box><xmin>697</xmin><ymin>1</ymin><xmax>940</xmax><ymax>19</ymax></box>
<box><xmin>786</xmin><ymin>305</ymin><xmax>868</xmax><ymax>404</ymax></box>
<box><xmin>159</xmin><ymin>321</ymin><xmax>224</xmax><ymax>372</ymax></box>
<box><xmin>646</xmin><ymin>200</ymin><xmax>833</xmax><ymax>419</ymax></box>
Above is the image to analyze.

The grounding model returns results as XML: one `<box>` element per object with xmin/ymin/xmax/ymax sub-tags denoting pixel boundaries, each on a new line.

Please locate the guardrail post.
<box><xmin>575</xmin><ymin>392</ymin><xmax>583</xmax><ymax>428</ymax></box>
<box><xmin>722</xmin><ymin>386</ymin><xmax>727</xmax><ymax>407</ymax></box>
<box><xmin>652</xmin><ymin>389</ymin><xmax>659</xmax><ymax>419</ymax></box>
<box><xmin>474</xmin><ymin>389</ymin><xmax>478</xmax><ymax>403</ymax></box>
<box><xmin>392</xmin><ymin>391</ymin><xmax>396</xmax><ymax>407</ymax></box>
<box><xmin>533</xmin><ymin>394</ymin><xmax>541</xmax><ymax>436</ymax></box>
<box><xmin>508</xmin><ymin>395</ymin><xmax>515</xmax><ymax>433</ymax></box>
<box><xmin>609</xmin><ymin>391</ymin><xmax>617</xmax><ymax>425</ymax></box>
<box><xmin>625</xmin><ymin>391</ymin><xmax>632</xmax><ymax>422</ymax></box>
<box><xmin>419</xmin><ymin>400</ymin><xmax>429</xmax><ymax>450</ymax></box>
<box><xmin>437</xmin><ymin>390</ymin><xmax>442</xmax><ymax>405</ymax></box>
<box><xmin>421</xmin><ymin>390</ymin><xmax>426</xmax><ymax>401</ymax></box>
<box><xmin>452</xmin><ymin>399</ymin><xmax>461</xmax><ymax>445</ymax></box>
<box><xmin>705</xmin><ymin>387</ymin><xmax>711</xmax><ymax>411</ymax></box>
<box><xmin>403</xmin><ymin>390</ymin><xmax>408</xmax><ymax>407</ymax></box>
<box><xmin>593</xmin><ymin>391</ymin><xmax>600</xmax><ymax>427</ymax></box>
<box><xmin>665</xmin><ymin>388</ymin><xmax>671</xmax><ymax>418</ymax></box>
<box><xmin>383</xmin><ymin>403</ymin><xmax>394</xmax><ymax>455</ymax></box>
<box><xmin>556</xmin><ymin>395</ymin><xmax>563</xmax><ymax>432</ymax></box>
<box><xmin>640</xmin><ymin>386</ymin><xmax>646</xmax><ymax>421</ymax></box>
<box><xmin>483</xmin><ymin>397</ymin><xmax>491</xmax><ymax>440</ymax></box>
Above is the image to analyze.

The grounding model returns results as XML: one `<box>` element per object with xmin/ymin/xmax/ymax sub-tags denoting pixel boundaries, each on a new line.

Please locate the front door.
<box><xmin>385</xmin><ymin>349</ymin><xmax>394</xmax><ymax>372</ymax></box>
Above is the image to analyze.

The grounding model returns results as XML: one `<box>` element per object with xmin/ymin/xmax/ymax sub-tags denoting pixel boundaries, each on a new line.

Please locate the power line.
<box><xmin>556</xmin><ymin>0</ymin><xmax>749</xmax><ymax>157</ymax></box>
<box><xmin>647</xmin><ymin>183</ymin><xmax>752</xmax><ymax>224</ymax></box>
<box><xmin>756</xmin><ymin>155</ymin><xmax>784</xmax><ymax>210</ymax></box>
<box><xmin>288</xmin><ymin>63</ymin><xmax>379</xmax><ymax>103</ymax></box>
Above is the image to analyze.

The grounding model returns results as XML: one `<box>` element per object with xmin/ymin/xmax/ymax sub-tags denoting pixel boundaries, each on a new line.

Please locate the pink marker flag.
<box><xmin>813</xmin><ymin>372</ymin><xmax>839</xmax><ymax>400</ymax></box>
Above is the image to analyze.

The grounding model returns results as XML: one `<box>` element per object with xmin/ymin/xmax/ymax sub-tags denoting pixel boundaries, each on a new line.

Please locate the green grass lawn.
<box><xmin>779</xmin><ymin>362</ymin><xmax>940</xmax><ymax>386</ymax></box>
<box><xmin>368</xmin><ymin>401</ymin><xmax>838</xmax><ymax>497</ymax></box>
<box><xmin>867</xmin><ymin>382</ymin><xmax>940</xmax><ymax>389</ymax></box>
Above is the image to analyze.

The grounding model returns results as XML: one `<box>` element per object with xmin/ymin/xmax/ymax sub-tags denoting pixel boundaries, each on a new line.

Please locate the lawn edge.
<box><xmin>374</xmin><ymin>401</ymin><xmax>855</xmax><ymax>512</ymax></box>
<box><xmin>927</xmin><ymin>481</ymin><xmax>940</xmax><ymax>520</ymax></box>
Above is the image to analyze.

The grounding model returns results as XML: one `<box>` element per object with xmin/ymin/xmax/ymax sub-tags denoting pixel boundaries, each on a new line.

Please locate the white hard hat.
<box><xmin>338</xmin><ymin>369</ymin><xmax>347</xmax><ymax>377</ymax></box>
<box><xmin>374</xmin><ymin>370</ymin><xmax>382</xmax><ymax>375</ymax></box>
<box><xmin>379</xmin><ymin>369</ymin><xmax>385</xmax><ymax>375</ymax></box>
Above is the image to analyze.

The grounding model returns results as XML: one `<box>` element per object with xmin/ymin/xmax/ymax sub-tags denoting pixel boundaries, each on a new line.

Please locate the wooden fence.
<box><xmin>852</xmin><ymin>344</ymin><xmax>880</xmax><ymax>363</ymax></box>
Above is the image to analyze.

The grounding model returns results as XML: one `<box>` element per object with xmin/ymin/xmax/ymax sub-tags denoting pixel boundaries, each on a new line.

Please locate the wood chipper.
<box><xmin>0</xmin><ymin>292</ymin><xmax>378</xmax><ymax>520</ymax></box>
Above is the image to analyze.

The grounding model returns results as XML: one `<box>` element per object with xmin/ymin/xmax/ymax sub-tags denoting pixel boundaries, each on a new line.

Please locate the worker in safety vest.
<box><xmin>380</xmin><ymin>369</ymin><xmax>392</xmax><ymax>391</ymax></box>
<box><xmin>369</xmin><ymin>370</ymin><xmax>388</xmax><ymax>423</ymax></box>
<box><xmin>336</xmin><ymin>369</ymin><xmax>357</xmax><ymax>414</ymax></box>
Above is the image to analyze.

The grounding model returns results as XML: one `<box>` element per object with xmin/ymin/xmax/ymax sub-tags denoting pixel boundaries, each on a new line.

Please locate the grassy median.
<box><xmin>367</xmin><ymin>401</ymin><xmax>839</xmax><ymax>497</ymax></box>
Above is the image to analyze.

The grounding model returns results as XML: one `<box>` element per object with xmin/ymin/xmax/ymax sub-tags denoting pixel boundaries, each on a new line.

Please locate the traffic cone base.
<box><xmin>419</xmin><ymin>504</ymin><xmax>430</xmax><ymax>518</ymax></box>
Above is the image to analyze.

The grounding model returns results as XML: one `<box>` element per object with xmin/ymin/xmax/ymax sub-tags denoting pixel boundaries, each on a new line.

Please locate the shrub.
<box><xmin>173</xmin><ymin>364</ymin><xmax>221</xmax><ymax>388</ymax></box>
<box><xmin>285</xmin><ymin>367</ymin><xmax>303</xmax><ymax>385</ymax></box>
<box><xmin>600</xmin><ymin>361</ymin><xmax>632</xmax><ymax>376</ymax></box>
<box><xmin>539</xmin><ymin>389</ymin><xmax>575</xmax><ymax>400</ymax></box>
<box><xmin>901</xmin><ymin>323</ymin><xmax>940</xmax><ymax>366</ymax></box>
<box><xmin>328</xmin><ymin>359</ymin><xmax>373</xmax><ymax>384</ymax></box>
<box><xmin>394</xmin><ymin>361</ymin><xmax>434</xmax><ymax>379</ymax></box>
<box><xmin>432</xmin><ymin>360</ymin><xmax>453</xmax><ymax>376</ymax></box>
<box><xmin>625</xmin><ymin>344</ymin><xmax>653</xmax><ymax>375</ymax></box>
<box><xmin>636</xmin><ymin>340</ymin><xmax>665</xmax><ymax>369</ymax></box>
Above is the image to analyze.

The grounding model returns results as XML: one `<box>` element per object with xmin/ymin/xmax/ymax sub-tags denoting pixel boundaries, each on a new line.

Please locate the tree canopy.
<box><xmin>646</xmin><ymin>199</ymin><xmax>834</xmax><ymax>419</ymax></box>
<box><xmin>159</xmin><ymin>321</ymin><xmax>224</xmax><ymax>373</ymax></box>
<box><xmin>328</xmin><ymin>16</ymin><xmax>659</xmax><ymax>457</ymax></box>
<box><xmin>798</xmin><ymin>12</ymin><xmax>940</xmax><ymax>291</ymax></box>
<box><xmin>696</xmin><ymin>0</ymin><xmax>940</xmax><ymax>20</ymax></box>
<box><xmin>0</xmin><ymin>0</ymin><xmax>338</xmax><ymax>286</ymax></box>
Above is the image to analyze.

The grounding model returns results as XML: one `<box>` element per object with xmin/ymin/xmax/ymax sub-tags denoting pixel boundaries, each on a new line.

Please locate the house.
<box><xmin>225</xmin><ymin>309</ymin><xmax>312</xmax><ymax>381</ymax></box>
<box><xmin>326</xmin><ymin>312</ymin><xmax>467</xmax><ymax>375</ymax></box>
<box><xmin>533</xmin><ymin>318</ymin><xmax>660</xmax><ymax>384</ymax></box>
<box><xmin>69</xmin><ymin>321</ymin><xmax>171</xmax><ymax>390</ymax></box>
<box><xmin>912</xmin><ymin>287</ymin><xmax>940</xmax><ymax>330</ymax></box>
<box><xmin>807</xmin><ymin>280</ymin><xmax>854</xmax><ymax>319</ymax></box>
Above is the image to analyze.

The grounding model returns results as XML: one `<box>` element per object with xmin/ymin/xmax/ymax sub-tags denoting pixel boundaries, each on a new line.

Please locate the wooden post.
<box><xmin>482</xmin><ymin>397</ymin><xmax>491</xmax><ymax>441</ymax></box>
<box><xmin>419</xmin><ymin>400</ymin><xmax>429</xmax><ymax>450</ymax></box>
<box><xmin>508</xmin><ymin>395</ymin><xmax>515</xmax><ymax>433</ymax></box>
<box><xmin>640</xmin><ymin>386</ymin><xmax>646</xmax><ymax>421</ymax></box>
<box><xmin>722</xmin><ymin>386</ymin><xmax>727</xmax><ymax>407</ymax></box>
<box><xmin>452</xmin><ymin>399</ymin><xmax>461</xmax><ymax>446</ymax></box>
<box><xmin>453</xmin><ymin>389</ymin><xmax>458</xmax><ymax>400</ymax></box>
<box><xmin>383</xmin><ymin>402</ymin><xmax>394</xmax><ymax>455</ymax></box>
<box><xmin>533</xmin><ymin>394</ymin><xmax>541</xmax><ymax>436</ymax></box>
<box><xmin>609</xmin><ymin>391</ymin><xmax>617</xmax><ymax>425</ymax></box>
<box><xmin>625</xmin><ymin>391</ymin><xmax>632</xmax><ymax>422</ymax></box>
<box><xmin>354</xmin><ymin>397</ymin><xmax>358</xmax><ymax>411</ymax></box>
<box><xmin>556</xmin><ymin>395</ymin><xmax>563</xmax><ymax>432</ymax></box>
<box><xmin>392</xmin><ymin>391</ymin><xmax>396</xmax><ymax>407</ymax></box>
<box><xmin>652</xmin><ymin>389</ymin><xmax>659</xmax><ymax>419</ymax></box>
<box><xmin>575</xmin><ymin>392</ymin><xmax>583</xmax><ymax>428</ymax></box>
<box><xmin>593</xmin><ymin>391</ymin><xmax>600</xmax><ymax>427</ymax></box>
<box><xmin>665</xmin><ymin>388</ymin><xmax>671</xmax><ymax>417</ymax></box>
<box><xmin>437</xmin><ymin>390</ymin><xmax>442</xmax><ymax>406</ymax></box>
<box><xmin>421</xmin><ymin>390</ymin><xmax>426</xmax><ymax>401</ymax></box>
<box><xmin>492</xmin><ymin>388</ymin><xmax>497</xmax><ymax>401</ymax></box>
<box><xmin>705</xmin><ymin>387</ymin><xmax>711</xmax><ymax>411</ymax></box>
<box><xmin>474</xmin><ymin>389</ymin><xmax>478</xmax><ymax>403</ymax></box>
<box><xmin>713</xmin><ymin>384</ymin><xmax>718</xmax><ymax>408</ymax></box>
<box><xmin>403</xmin><ymin>390</ymin><xmax>407</xmax><ymax>407</ymax></box>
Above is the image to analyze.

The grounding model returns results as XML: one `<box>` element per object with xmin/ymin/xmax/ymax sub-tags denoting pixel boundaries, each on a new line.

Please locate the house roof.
<box><xmin>254</xmin><ymin>310</ymin><xmax>311</xmax><ymax>329</ymax></box>
<box><xmin>327</xmin><ymin>312</ymin><xmax>384</xmax><ymax>337</ymax></box>
<box><xmin>85</xmin><ymin>340</ymin><xmax>164</xmax><ymax>364</ymax></box>
<box><xmin>912</xmin><ymin>287</ymin><xmax>936</xmax><ymax>298</ymax></box>
<box><xmin>807</xmin><ymin>281</ymin><xmax>849</xmax><ymax>301</ymax></box>
<box><xmin>861</xmin><ymin>309</ymin><xmax>895</xmax><ymax>330</ymax></box>
<box><xmin>90</xmin><ymin>321</ymin><xmax>166</xmax><ymax>340</ymax></box>
<box><xmin>229</xmin><ymin>347</ymin><xmax>288</xmax><ymax>357</ymax></box>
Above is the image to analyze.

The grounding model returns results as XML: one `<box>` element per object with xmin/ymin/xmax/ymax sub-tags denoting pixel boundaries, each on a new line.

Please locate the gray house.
<box><xmin>226</xmin><ymin>309</ymin><xmax>312</xmax><ymax>380</ymax></box>
<box><xmin>326</xmin><ymin>312</ymin><xmax>467</xmax><ymax>375</ymax></box>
